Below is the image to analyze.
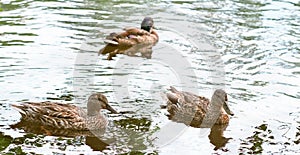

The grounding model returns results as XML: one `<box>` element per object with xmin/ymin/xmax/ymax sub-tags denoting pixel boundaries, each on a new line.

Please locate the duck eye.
<box><xmin>225</xmin><ymin>94</ymin><xmax>228</xmax><ymax>101</ymax></box>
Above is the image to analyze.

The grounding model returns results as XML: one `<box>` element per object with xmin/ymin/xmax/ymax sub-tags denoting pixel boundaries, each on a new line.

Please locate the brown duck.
<box><xmin>99</xmin><ymin>17</ymin><xmax>159</xmax><ymax>60</ymax></box>
<box><xmin>11</xmin><ymin>93</ymin><xmax>118</xmax><ymax>130</ymax></box>
<box><xmin>165</xmin><ymin>86</ymin><xmax>234</xmax><ymax>127</ymax></box>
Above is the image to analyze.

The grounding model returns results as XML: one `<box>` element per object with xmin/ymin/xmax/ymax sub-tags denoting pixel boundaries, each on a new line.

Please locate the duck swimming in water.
<box><xmin>165</xmin><ymin>86</ymin><xmax>234</xmax><ymax>127</ymax></box>
<box><xmin>99</xmin><ymin>17</ymin><xmax>159</xmax><ymax>60</ymax></box>
<box><xmin>12</xmin><ymin>93</ymin><xmax>118</xmax><ymax>130</ymax></box>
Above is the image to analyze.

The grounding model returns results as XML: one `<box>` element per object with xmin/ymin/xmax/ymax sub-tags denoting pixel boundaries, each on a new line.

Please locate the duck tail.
<box><xmin>169</xmin><ymin>86</ymin><xmax>179</xmax><ymax>93</ymax></box>
<box><xmin>99</xmin><ymin>33</ymin><xmax>120</xmax><ymax>55</ymax></box>
<box><xmin>11</xmin><ymin>104</ymin><xmax>26</xmax><ymax>117</ymax></box>
<box><xmin>99</xmin><ymin>44</ymin><xmax>117</xmax><ymax>55</ymax></box>
<box><xmin>11</xmin><ymin>103</ymin><xmax>23</xmax><ymax>110</ymax></box>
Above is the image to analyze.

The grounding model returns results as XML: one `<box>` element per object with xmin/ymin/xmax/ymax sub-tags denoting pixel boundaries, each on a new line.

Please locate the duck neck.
<box><xmin>87</xmin><ymin>110</ymin><xmax>98</xmax><ymax>116</ymax></box>
<box><xmin>151</xmin><ymin>30</ymin><xmax>159</xmax><ymax>40</ymax></box>
<box><xmin>202</xmin><ymin>96</ymin><xmax>223</xmax><ymax>125</ymax></box>
<box><xmin>141</xmin><ymin>25</ymin><xmax>151</xmax><ymax>32</ymax></box>
<box><xmin>87</xmin><ymin>100</ymin><xmax>100</xmax><ymax>116</ymax></box>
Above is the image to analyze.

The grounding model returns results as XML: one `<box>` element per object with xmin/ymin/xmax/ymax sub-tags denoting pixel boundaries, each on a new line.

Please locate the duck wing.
<box><xmin>124</xmin><ymin>28</ymin><xmax>158</xmax><ymax>44</ymax></box>
<box><xmin>166</xmin><ymin>87</ymin><xmax>212</xmax><ymax>126</ymax></box>
<box><xmin>167</xmin><ymin>86</ymin><xmax>210</xmax><ymax>112</ymax></box>
<box><xmin>123</xmin><ymin>27</ymin><xmax>151</xmax><ymax>36</ymax></box>
<box><xmin>99</xmin><ymin>30</ymin><xmax>138</xmax><ymax>55</ymax></box>
<box><xmin>99</xmin><ymin>38</ymin><xmax>136</xmax><ymax>55</ymax></box>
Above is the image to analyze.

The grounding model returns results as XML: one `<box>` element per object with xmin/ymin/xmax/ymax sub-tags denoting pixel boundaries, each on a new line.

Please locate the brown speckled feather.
<box><xmin>167</xmin><ymin>86</ymin><xmax>209</xmax><ymax>114</ymax></box>
<box><xmin>12</xmin><ymin>102</ymin><xmax>86</xmax><ymax>130</ymax></box>
<box><xmin>11</xmin><ymin>93</ymin><xmax>117</xmax><ymax>130</ymax></box>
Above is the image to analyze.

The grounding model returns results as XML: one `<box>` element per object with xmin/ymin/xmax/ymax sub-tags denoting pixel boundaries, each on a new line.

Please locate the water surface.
<box><xmin>0</xmin><ymin>0</ymin><xmax>299</xmax><ymax>154</ymax></box>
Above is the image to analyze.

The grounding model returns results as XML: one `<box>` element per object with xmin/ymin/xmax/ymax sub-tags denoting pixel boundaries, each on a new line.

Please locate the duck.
<box><xmin>11</xmin><ymin>93</ymin><xmax>118</xmax><ymax>130</ymax></box>
<box><xmin>165</xmin><ymin>86</ymin><xmax>234</xmax><ymax>127</ymax></box>
<box><xmin>99</xmin><ymin>17</ymin><xmax>159</xmax><ymax>60</ymax></box>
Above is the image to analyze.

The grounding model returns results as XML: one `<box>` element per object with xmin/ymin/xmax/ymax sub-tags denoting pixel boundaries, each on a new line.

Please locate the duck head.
<box><xmin>141</xmin><ymin>17</ymin><xmax>154</xmax><ymax>32</ymax></box>
<box><xmin>212</xmin><ymin>89</ymin><xmax>234</xmax><ymax>116</ymax></box>
<box><xmin>87</xmin><ymin>93</ymin><xmax>118</xmax><ymax>115</ymax></box>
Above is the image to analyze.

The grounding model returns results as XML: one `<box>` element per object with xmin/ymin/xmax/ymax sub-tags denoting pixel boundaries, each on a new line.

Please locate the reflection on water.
<box><xmin>102</xmin><ymin>117</ymin><xmax>155</xmax><ymax>153</ymax></box>
<box><xmin>10</xmin><ymin>119</ymin><xmax>104</xmax><ymax>137</ymax></box>
<box><xmin>295</xmin><ymin>124</ymin><xmax>300</xmax><ymax>145</ymax></box>
<box><xmin>239</xmin><ymin>123</ymin><xmax>300</xmax><ymax>154</ymax></box>
<box><xmin>8</xmin><ymin>115</ymin><xmax>155</xmax><ymax>153</ymax></box>
<box><xmin>0</xmin><ymin>132</ymin><xmax>13</xmax><ymax>152</ymax></box>
<box><xmin>209</xmin><ymin>124</ymin><xmax>231</xmax><ymax>151</ymax></box>
<box><xmin>1</xmin><ymin>0</ymin><xmax>300</xmax><ymax>154</ymax></box>
<box><xmin>85</xmin><ymin>136</ymin><xmax>109</xmax><ymax>152</ymax></box>
<box><xmin>100</xmin><ymin>42</ymin><xmax>155</xmax><ymax>60</ymax></box>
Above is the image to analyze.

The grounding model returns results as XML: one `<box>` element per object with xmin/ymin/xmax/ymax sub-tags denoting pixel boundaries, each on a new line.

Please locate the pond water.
<box><xmin>0</xmin><ymin>0</ymin><xmax>299</xmax><ymax>154</ymax></box>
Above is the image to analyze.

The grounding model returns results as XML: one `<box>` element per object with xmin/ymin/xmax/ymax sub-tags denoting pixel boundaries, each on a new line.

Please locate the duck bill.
<box><xmin>106</xmin><ymin>104</ymin><xmax>118</xmax><ymax>114</ymax></box>
<box><xmin>223</xmin><ymin>101</ymin><xmax>234</xmax><ymax>116</ymax></box>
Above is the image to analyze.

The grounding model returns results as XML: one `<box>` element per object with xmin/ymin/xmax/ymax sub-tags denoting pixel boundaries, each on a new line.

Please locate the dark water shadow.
<box><xmin>164</xmin><ymin>112</ymin><xmax>232</xmax><ymax>150</ymax></box>
<box><xmin>209</xmin><ymin>124</ymin><xmax>232</xmax><ymax>151</ymax></box>
<box><xmin>102</xmin><ymin>117</ymin><xmax>153</xmax><ymax>152</ymax></box>
<box><xmin>9</xmin><ymin>116</ymin><xmax>155</xmax><ymax>153</ymax></box>
<box><xmin>85</xmin><ymin>136</ymin><xmax>110</xmax><ymax>151</ymax></box>
<box><xmin>0</xmin><ymin>132</ymin><xmax>13</xmax><ymax>152</ymax></box>
<box><xmin>102</xmin><ymin>43</ymin><xmax>155</xmax><ymax>60</ymax></box>
<box><xmin>10</xmin><ymin>119</ymin><xmax>110</xmax><ymax>151</ymax></box>
<box><xmin>122</xmin><ymin>43</ymin><xmax>154</xmax><ymax>59</ymax></box>
<box><xmin>238</xmin><ymin>123</ymin><xmax>300</xmax><ymax>154</ymax></box>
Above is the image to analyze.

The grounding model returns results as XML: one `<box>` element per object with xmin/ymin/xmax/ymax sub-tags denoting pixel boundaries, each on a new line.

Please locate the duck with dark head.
<box><xmin>99</xmin><ymin>17</ymin><xmax>159</xmax><ymax>60</ymax></box>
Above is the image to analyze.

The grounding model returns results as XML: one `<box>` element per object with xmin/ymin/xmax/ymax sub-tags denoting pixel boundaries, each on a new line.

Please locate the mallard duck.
<box><xmin>165</xmin><ymin>86</ymin><xmax>234</xmax><ymax>127</ymax></box>
<box><xmin>99</xmin><ymin>17</ymin><xmax>159</xmax><ymax>60</ymax></box>
<box><xmin>11</xmin><ymin>93</ymin><xmax>118</xmax><ymax>130</ymax></box>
